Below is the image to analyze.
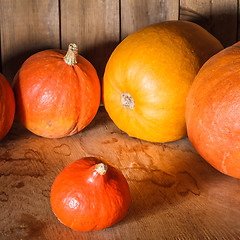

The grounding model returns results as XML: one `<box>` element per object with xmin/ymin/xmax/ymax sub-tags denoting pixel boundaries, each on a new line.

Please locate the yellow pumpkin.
<box><xmin>103</xmin><ymin>21</ymin><xmax>223</xmax><ymax>142</ymax></box>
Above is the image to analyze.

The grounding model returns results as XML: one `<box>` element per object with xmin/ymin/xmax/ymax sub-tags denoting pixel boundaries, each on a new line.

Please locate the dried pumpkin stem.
<box><xmin>95</xmin><ymin>163</ymin><xmax>108</xmax><ymax>175</ymax></box>
<box><xmin>64</xmin><ymin>43</ymin><xmax>78</xmax><ymax>66</ymax></box>
<box><xmin>121</xmin><ymin>92</ymin><xmax>134</xmax><ymax>109</ymax></box>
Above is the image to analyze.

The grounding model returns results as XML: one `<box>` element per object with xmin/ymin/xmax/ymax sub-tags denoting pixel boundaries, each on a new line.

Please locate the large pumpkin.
<box><xmin>13</xmin><ymin>43</ymin><xmax>101</xmax><ymax>138</ymax></box>
<box><xmin>186</xmin><ymin>42</ymin><xmax>240</xmax><ymax>178</ymax></box>
<box><xmin>0</xmin><ymin>73</ymin><xmax>15</xmax><ymax>140</ymax></box>
<box><xmin>103</xmin><ymin>21</ymin><xmax>223</xmax><ymax>143</ymax></box>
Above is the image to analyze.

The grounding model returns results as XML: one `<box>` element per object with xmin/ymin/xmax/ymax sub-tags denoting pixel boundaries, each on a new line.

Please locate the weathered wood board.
<box><xmin>0</xmin><ymin>0</ymin><xmax>60</xmax><ymax>81</ymax></box>
<box><xmin>60</xmin><ymin>0</ymin><xmax>120</xmax><ymax>81</ymax></box>
<box><xmin>1</xmin><ymin>0</ymin><xmax>239</xmax><ymax>82</ymax></box>
<box><xmin>180</xmin><ymin>0</ymin><xmax>238</xmax><ymax>47</ymax></box>
<box><xmin>0</xmin><ymin>107</ymin><xmax>239</xmax><ymax>240</ymax></box>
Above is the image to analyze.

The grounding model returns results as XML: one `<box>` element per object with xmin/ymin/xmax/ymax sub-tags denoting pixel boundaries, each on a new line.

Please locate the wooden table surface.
<box><xmin>0</xmin><ymin>107</ymin><xmax>239</xmax><ymax>240</ymax></box>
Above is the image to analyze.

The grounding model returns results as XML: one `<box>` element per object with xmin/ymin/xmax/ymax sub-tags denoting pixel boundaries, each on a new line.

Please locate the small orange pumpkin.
<box><xmin>13</xmin><ymin>43</ymin><xmax>101</xmax><ymax>138</ymax></box>
<box><xmin>103</xmin><ymin>21</ymin><xmax>223</xmax><ymax>143</ymax></box>
<box><xmin>50</xmin><ymin>157</ymin><xmax>131</xmax><ymax>231</ymax></box>
<box><xmin>0</xmin><ymin>73</ymin><xmax>15</xmax><ymax>140</ymax></box>
<box><xmin>186</xmin><ymin>42</ymin><xmax>240</xmax><ymax>178</ymax></box>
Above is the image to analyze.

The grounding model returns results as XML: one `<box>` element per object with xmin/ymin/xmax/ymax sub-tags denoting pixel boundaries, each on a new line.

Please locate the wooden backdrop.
<box><xmin>0</xmin><ymin>0</ymin><xmax>238</xmax><ymax>83</ymax></box>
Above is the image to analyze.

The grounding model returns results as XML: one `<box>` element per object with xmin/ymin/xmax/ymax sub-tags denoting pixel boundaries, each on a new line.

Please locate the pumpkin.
<box><xmin>103</xmin><ymin>21</ymin><xmax>223</xmax><ymax>143</ymax></box>
<box><xmin>13</xmin><ymin>43</ymin><xmax>101</xmax><ymax>138</ymax></box>
<box><xmin>0</xmin><ymin>73</ymin><xmax>15</xmax><ymax>140</ymax></box>
<box><xmin>50</xmin><ymin>157</ymin><xmax>130</xmax><ymax>231</ymax></box>
<box><xmin>186</xmin><ymin>42</ymin><xmax>240</xmax><ymax>179</ymax></box>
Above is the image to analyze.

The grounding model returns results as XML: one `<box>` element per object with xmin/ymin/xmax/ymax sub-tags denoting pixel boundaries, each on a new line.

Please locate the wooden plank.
<box><xmin>1</xmin><ymin>107</ymin><xmax>240</xmax><ymax>239</ymax></box>
<box><xmin>60</xmin><ymin>0</ymin><xmax>119</xmax><ymax>81</ymax></box>
<box><xmin>180</xmin><ymin>0</ymin><xmax>238</xmax><ymax>47</ymax></box>
<box><xmin>121</xmin><ymin>0</ymin><xmax>179</xmax><ymax>40</ymax></box>
<box><xmin>210</xmin><ymin>0</ymin><xmax>238</xmax><ymax>46</ymax></box>
<box><xmin>0</xmin><ymin>0</ymin><xmax>60</xmax><ymax>82</ymax></box>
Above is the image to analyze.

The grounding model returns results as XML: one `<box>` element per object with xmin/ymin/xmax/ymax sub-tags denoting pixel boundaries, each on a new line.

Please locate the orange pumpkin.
<box><xmin>103</xmin><ymin>21</ymin><xmax>223</xmax><ymax>143</ymax></box>
<box><xmin>13</xmin><ymin>43</ymin><xmax>101</xmax><ymax>138</ymax></box>
<box><xmin>0</xmin><ymin>73</ymin><xmax>15</xmax><ymax>140</ymax></box>
<box><xmin>186</xmin><ymin>42</ymin><xmax>240</xmax><ymax>179</ymax></box>
<box><xmin>50</xmin><ymin>157</ymin><xmax>131</xmax><ymax>231</ymax></box>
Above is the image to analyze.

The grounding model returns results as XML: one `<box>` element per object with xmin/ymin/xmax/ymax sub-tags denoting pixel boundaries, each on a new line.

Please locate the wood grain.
<box><xmin>121</xmin><ymin>0</ymin><xmax>179</xmax><ymax>40</ymax></box>
<box><xmin>210</xmin><ymin>0</ymin><xmax>238</xmax><ymax>47</ymax></box>
<box><xmin>0</xmin><ymin>0</ymin><xmax>60</xmax><ymax>82</ymax></box>
<box><xmin>180</xmin><ymin>0</ymin><xmax>238</xmax><ymax>47</ymax></box>
<box><xmin>0</xmin><ymin>107</ymin><xmax>240</xmax><ymax>240</ymax></box>
<box><xmin>60</xmin><ymin>0</ymin><xmax>119</xmax><ymax>81</ymax></box>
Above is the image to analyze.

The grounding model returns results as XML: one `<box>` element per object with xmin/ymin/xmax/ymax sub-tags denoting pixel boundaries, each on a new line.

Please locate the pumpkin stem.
<box><xmin>64</xmin><ymin>43</ymin><xmax>78</xmax><ymax>66</ymax></box>
<box><xmin>95</xmin><ymin>163</ymin><xmax>108</xmax><ymax>175</ymax></box>
<box><xmin>121</xmin><ymin>92</ymin><xmax>134</xmax><ymax>109</ymax></box>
